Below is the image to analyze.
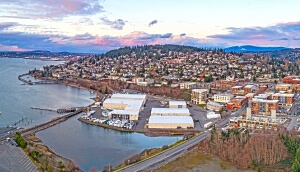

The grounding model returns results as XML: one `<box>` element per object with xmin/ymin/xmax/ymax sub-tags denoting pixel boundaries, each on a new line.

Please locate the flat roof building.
<box><xmin>151</xmin><ymin>108</ymin><xmax>190</xmax><ymax>116</ymax></box>
<box><xmin>169</xmin><ymin>101</ymin><xmax>187</xmax><ymax>108</ymax></box>
<box><xmin>110</xmin><ymin>109</ymin><xmax>139</xmax><ymax>120</ymax></box>
<box><xmin>148</xmin><ymin>116</ymin><xmax>194</xmax><ymax>129</ymax></box>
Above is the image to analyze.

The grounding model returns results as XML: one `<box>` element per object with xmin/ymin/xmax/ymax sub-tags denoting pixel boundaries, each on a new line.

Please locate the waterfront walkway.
<box><xmin>0</xmin><ymin>141</ymin><xmax>39</xmax><ymax>172</ymax></box>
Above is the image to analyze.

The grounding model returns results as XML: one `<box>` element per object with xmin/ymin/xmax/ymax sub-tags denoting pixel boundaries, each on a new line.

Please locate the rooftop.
<box><xmin>169</xmin><ymin>101</ymin><xmax>187</xmax><ymax>106</ymax></box>
<box><xmin>111</xmin><ymin>93</ymin><xmax>146</xmax><ymax>100</ymax></box>
<box><xmin>151</xmin><ymin>108</ymin><xmax>190</xmax><ymax>115</ymax></box>
<box><xmin>110</xmin><ymin>109</ymin><xmax>139</xmax><ymax>115</ymax></box>
<box><xmin>148</xmin><ymin>116</ymin><xmax>194</xmax><ymax>124</ymax></box>
<box><xmin>103</xmin><ymin>99</ymin><xmax>144</xmax><ymax>111</ymax></box>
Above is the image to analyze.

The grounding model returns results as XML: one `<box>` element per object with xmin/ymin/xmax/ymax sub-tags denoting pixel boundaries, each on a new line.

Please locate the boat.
<box><xmin>102</xmin><ymin>109</ymin><xmax>109</xmax><ymax>117</ymax></box>
<box><xmin>0</xmin><ymin>112</ymin><xmax>1</xmax><ymax>114</ymax></box>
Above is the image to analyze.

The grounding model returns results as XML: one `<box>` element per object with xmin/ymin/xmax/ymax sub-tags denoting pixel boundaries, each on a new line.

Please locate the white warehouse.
<box><xmin>148</xmin><ymin>116</ymin><xmax>194</xmax><ymax>129</ymax></box>
<box><xmin>151</xmin><ymin>108</ymin><xmax>190</xmax><ymax>116</ymax></box>
<box><xmin>169</xmin><ymin>101</ymin><xmax>187</xmax><ymax>108</ymax></box>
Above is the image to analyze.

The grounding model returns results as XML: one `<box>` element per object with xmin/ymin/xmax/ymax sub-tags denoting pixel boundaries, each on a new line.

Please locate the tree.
<box><xmin>252</xmin><ymin>75</ymin><xmax>256</xmax><ymax>82</ymax></box>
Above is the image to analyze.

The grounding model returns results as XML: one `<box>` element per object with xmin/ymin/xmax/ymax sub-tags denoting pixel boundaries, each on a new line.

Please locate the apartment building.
<box><xmin>180</xmin><ymin>82</ymin><xmax>197</xmax><ymax>89</ymax></box>
<box><xmin>249</xmin><ymin>98</ymin><xmax>278</xmax><ymax>115</ymax></box>
<box><xmin>271</xmin><ymin>93</ymin><xmax>294</xmax><ymax>107</ymax></box>
<box><xmin>213</xmin><ymin>93</ymin><xmax>234</xmax><ymax>103</ymax></box>
<box><xmin>191</xmin><ymin>89</ymin><xmax>208</xmax><ymax>104</ymax></box>
<box><xmin>244</xmin><ymin>85</ymin><xmax>257</xmax><ymax>94</ymax></box>
<box><xmin>275</xmin><ymin>84</ymin><xmax>292</xmax><ymax>92</ymax></box>
<box><xmin>231</xmin><ymin>86</ymin><xmax>244</xmax><ymax>95</ymax></box>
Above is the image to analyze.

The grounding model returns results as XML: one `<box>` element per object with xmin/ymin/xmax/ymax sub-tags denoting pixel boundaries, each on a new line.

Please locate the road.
<box><xmin>117</xmin><ymin>132</ymin><xmax>208</xmax><ymax>172</ymax></box>
<box><xmin>117</xmin><ymin>106</ymin><xmax>247</xmax><ymax>172</ymax></box>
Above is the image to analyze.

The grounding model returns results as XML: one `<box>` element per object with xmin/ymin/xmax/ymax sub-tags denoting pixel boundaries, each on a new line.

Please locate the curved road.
<box><xmin>117</xmin><ymin>106</ymin><xmax>246</xmax><ymax>172</ymax></box>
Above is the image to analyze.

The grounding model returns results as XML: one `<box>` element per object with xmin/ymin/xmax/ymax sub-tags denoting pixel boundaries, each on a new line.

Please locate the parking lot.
<box><xmin>88</xmin><ymin>94</ymin><xmax>209</xmax><ymax>132</ymax></box>
<box><xmin>0</xmin><ymin>141</ymin><xmax>39</xmax><ymax>172</ymax></box>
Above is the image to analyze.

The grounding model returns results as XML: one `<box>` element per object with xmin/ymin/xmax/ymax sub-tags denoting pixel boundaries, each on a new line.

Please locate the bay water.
<box><xmin>0</xmin><ymin>58</ymin><xmax>182</xmax><ymax>171</ymax></box>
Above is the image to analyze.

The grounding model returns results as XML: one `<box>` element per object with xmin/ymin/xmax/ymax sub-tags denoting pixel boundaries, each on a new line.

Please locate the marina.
<box><xmin>0</xmin><ymin>58</ymin><xmax>182</xmax><ymax>171</ymax></box>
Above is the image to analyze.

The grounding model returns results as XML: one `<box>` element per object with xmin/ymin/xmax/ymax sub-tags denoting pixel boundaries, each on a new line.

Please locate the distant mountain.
<box><xmin>224</xmin><ymin>45</ymin><xmax>290</xmax><ymax>52</ymax></box>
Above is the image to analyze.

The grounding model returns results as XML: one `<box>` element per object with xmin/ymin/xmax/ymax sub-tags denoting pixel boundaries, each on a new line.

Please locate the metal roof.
<box><xmin>148</xmin><ymin>116</ymin><xmax>194</xmax><ymax>124</ymax></box>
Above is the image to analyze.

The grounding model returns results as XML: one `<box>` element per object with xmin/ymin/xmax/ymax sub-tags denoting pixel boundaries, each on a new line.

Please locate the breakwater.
<box><xmin>18</xmin><ymin>73</ymin><xmax>57</xmax><ymax>85</ymax></box>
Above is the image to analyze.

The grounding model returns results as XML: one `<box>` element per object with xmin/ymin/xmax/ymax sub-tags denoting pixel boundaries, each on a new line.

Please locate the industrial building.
<box><xmin>111</xmin><ymin>93</ymin><xmax>146</xmax><ymax>103</ymax></box>
<box><xmin>151</xmin><ymin>108</ymin><xmax>190</xmax><ymax>116</ymax></box>
<box><xmin>169</xmin><ymin>101</ymin><xmax>187</xmax><ymax>108</ymax></box>
<box><xmin>191</xmin><ymin>89</ymin><xmax>208</xmax><ymax>104</ymax></box>
<box><xmin>148</xmin><ymin>116</ymin><xmax>194</xmax><ymax>129</ymax></box>
<box><xmin>109</xmin><ymin>110</ymin><xmax>139</xmax><ymax>120</ymax></box>
<box><xmin>103</xmin><ymin>94</ymin><xmax>146</xmax><ymax>120</ymax></box>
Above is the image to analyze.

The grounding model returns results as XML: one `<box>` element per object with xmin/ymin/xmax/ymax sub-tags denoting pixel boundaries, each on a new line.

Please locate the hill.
<box><xmin>224</xmin><ymin>45</ymin><xmax>289</xmax><ymax>52</ymax></box>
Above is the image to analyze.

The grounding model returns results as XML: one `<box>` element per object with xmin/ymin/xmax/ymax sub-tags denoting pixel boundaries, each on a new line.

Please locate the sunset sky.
<box><xmin>1</xmin><ymin>0</ymin><xmax>300</xmax><ymax>53</ymax></box>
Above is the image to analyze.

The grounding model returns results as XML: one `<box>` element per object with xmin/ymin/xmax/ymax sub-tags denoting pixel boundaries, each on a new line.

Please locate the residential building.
<box><xmin>231</xmin><ymin>86</ymin><xmax>244</xmax><ymax>95</ymax></box>
<box><xmin>191</xmin><ymin>89</ymin><xmax>208</xmax><ymax>104</ymax></box>
<box><xmin>248</xmin><ymin>98</ymin><xmax>278</xmax><ymax>115</ymax></box>
<box><xmin>227</xmin><ymin>96</ymin><xmax>248</xmax><ymax>110</ymax></box>
<box><xmin>180</xmin><ymin>82</ymin><xmax>196</xmax><ymax>89</ymax></box>
<box><xmin>213</xmin><ymin>93</ymin><xmax>234</xmax><ymax>103</ymax></box>
<box><xmin>244</xmin><ymin>85</ymin><xmax>257</xmax><ymax>94</ymax></box>
<box><xmin>207</xmin><ymin>101</ymin><xmax>224</xmax><ymax>111</ymax></box>
<box><xmin>275</xmin><ymin>84</ymin><xmax>292</xmax><ymax>92</ymax></box>
<box><xmin>271</xmin><ymin>93</ymin><xmax>294</xmax><ymax>107</ymax></box>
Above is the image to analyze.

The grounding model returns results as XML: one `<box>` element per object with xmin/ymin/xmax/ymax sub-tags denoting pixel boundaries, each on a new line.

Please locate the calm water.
<box><xmin>0</xmin><ymin>58</ymin><xmax>182</xmax><ymax>171</ymax></box>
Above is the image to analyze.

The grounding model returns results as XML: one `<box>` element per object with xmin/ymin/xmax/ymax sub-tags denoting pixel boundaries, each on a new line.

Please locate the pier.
<box><xmin>20</xmin><ymin>108</ymin><xmax>85</xmax><ymax>136</ymax></box>
<box><xmin>30</xmin><ymin>106</ymin><xmax>76</xmax><ymax>113</ymax></box>
<box><xmin>13</xmin><ymin>117</ymin><xmax>27</xmax><ymax>126</ymax></box>
<box><xmin>30</xmin><ymin>106</ymin><xmax>56</xmax><ymax>111</ymax></box>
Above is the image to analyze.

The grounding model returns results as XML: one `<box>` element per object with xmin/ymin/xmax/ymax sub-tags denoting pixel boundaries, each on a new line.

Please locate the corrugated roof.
<box><xmin>148</xmin><ymin>116</ymin><xmax>194</xmax><ymax>124</ymax></box>
<box><xmin>151</xmin><ymin>108</ymin><xmax>190</xmax><ymax>114</ymax></box>
<box><xmin>110</xmin><ymin>109</ymin><xmax>139</xmax><ymax>115</ymax></box>
<box><xmin>111</xmin><ymin>93</ymin><xmax>146</xmax><ymax>100</ymax></box>
<box><xmin>169</xmin><ymin>101</ymin><xmax>186</xmax><ymax>106</ymax></box>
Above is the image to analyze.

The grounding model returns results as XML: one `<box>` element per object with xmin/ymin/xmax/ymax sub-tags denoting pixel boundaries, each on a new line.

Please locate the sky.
<box><xmin>0</xmin><ymin>0</ymin><xmax>300</xmax><ymax>53</ymax></box>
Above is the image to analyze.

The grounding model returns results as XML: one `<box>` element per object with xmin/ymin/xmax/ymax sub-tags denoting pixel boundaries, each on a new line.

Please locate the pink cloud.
<box><xmin>0</xmin><ymin>44</ymin><xmax>30</xmax><ymax>51</ymax></box>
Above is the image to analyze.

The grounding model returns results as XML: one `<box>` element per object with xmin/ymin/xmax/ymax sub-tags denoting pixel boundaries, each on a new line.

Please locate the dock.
<box><xmin>20</xmin><ymin>108</ymin><xmax>85</xmax><ymax>136</ymax></box>
<box><xmin>30</xmin><ymin>106</ymin><xmax>76</xmax><ymax>113</ymax></box>
<box><xmin>30</xmin><ymin>106</ymin><xmax>56</xmax><ymax>111</ymax></box>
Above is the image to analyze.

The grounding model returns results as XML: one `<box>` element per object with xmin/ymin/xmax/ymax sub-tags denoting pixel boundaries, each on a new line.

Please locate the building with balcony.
<box><xmin>191</xmin><ymin>89</ymin><xmax>208</xmax><ymax>104</ymax></box>
<box><xmin>249</xmin><ymin>98</ymin><xmax>278</xmax><ymax>115</ymax></box>
<box><xmin>213</xmin><ymin>93</ymin><xmax>234</xmax><ymax>103</ymax></box>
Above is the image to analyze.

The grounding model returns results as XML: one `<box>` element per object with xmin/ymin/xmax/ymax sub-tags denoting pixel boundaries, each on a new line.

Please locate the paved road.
<box><xmin>117</xmin><ymin>132</ymin><xmax>208</xmax><ymax>172</ymax></box>
<box><xmin>117</xmin><ymin>106</ymin><xmax>247</xmax><ymax>172</ymax></box>
<box><xmin>0</xmin><ymin>141</ymin><xmax>39</xmax><ymax>172</ymax></box>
